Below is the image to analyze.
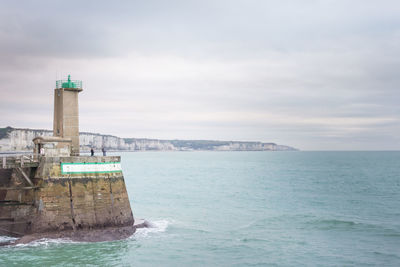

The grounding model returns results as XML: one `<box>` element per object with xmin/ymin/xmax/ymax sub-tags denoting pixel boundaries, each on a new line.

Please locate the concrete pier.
<box><xmin>0</xmin><ymin>156</ymin><xmax>134</xmax><ymax>237</ymax></box>
<box><xmin>0</xmin><ymin>76</ymin><xmax>137</xmax><ymax>241</ymax></box>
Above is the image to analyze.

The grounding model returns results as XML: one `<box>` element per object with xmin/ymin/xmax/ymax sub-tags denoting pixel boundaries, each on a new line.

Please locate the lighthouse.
<box><xmin>53</xmin><ymin>75</ymin><xmax>83</xmax><ymax>156</ymax></box>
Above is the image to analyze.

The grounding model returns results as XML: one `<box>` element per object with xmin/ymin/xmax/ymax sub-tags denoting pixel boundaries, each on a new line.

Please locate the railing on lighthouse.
<box><xmin>56</xmin><ymin>75</ymin><xmax>82</xmax><ymax>89</ymax></box>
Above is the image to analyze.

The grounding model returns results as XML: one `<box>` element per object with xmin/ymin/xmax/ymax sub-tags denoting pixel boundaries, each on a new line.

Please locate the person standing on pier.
<box><xmin>90</xmin><ymin>148</ymin><xmax>94</xmax><ymax>156</ymax></box>
<box><xmin>102</xmin><ymin>147</ymin><xmax>106</xmax><ymax>156</ymax></box>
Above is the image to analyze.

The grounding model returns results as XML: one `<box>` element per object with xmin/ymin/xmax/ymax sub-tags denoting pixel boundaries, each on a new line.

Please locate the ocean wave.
<box><xmin>238</xmin><ymin>237</ymin><xmax>270</xmax><ymax>243</ymax></box>
<box><xmin>0</xmin><ymin>236</ymin><xmax>18</xmax><ymax>244</ymax></box>
<box><xmin>313</xmin><ymin>219</ymin><xmax>357</xmax><ymax>227</ymax></box>
<box><xmin>304</xmin><ymin>218</ymin><xmax>400</xmax><ymax>235</ymax></box>
<box><xmin>236</xmin><ymin>220</ymin><xmax>258</xmax><ymax>230</ymax></box>
<box><xmin>14</xmin><ymin>238</ymin><xmax>77</xmax><ymax>248</ymax></box>
<box><xmin>133</xmin><ymin>219</ymin><xmax>170</xmax><ymax>238</ymax></box>
<box><xmin>299</xmin><ymin>218</ymin><xmax>371</xmax><ymax>231</ymax></box>
<box><xmin>233</xmin><ymin>214</ymin><xmax>316</xmax><ymax>230</ymax></box>
<box><xmin>1</xmin><ymin>220</ymin><xmax>171</xmax><ymax>247</ymax></box>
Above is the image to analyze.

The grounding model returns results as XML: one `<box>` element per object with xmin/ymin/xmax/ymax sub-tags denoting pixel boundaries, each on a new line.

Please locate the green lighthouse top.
<box><xmin>56</xmin><ymin>75</ymin><xmax>82</xmax><ymax>89</ymax></box>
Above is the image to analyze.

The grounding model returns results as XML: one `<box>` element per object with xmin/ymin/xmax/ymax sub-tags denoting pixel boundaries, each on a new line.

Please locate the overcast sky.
<box><xmin>1</xmin><ymin>0</ymin><xmax>399</xmax><ymax>150</ymax></box>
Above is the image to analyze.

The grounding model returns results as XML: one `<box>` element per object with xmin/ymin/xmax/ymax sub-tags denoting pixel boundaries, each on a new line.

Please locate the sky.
<box><xmin>0</xmin><ymin>0</ymin><xmax>399</xmax><ymax>150</ymax></box>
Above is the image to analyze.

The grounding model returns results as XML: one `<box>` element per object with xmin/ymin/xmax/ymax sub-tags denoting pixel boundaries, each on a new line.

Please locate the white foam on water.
<box><xmin>133</xmin><ymin>219</ymin><xmax>170</xmax><ymax>238</ymax></box>
<box><xmin>14</xmin><ymin>238</ymin><xmax>77</xmax><ymax>248</ymax></box>
<box><xmin>2</xmin><ymin>220</ymin><xmax>171</xmax><ymax>247</ymax></box>
<box><xmin>0</xmin><ymin>236</ymin><xmax>18</xmax><ymax>244</ymax></box>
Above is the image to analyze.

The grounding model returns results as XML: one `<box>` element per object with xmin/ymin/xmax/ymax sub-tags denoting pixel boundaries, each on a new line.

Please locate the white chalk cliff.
<box><xmin>0</xmin><ymin>127</ymin><xmax>297</xmax><ymax>152</ymax></box>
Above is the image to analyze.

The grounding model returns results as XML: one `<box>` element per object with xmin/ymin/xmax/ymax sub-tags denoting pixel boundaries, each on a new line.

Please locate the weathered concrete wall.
<box><xmin>0</xmin><ymin>168</ymin><xmax>36</xmax><ymax>236</ymax></box>
<box><xmin>0</xmin><ymin>156</ymin><xmax>134</xmax><ymax>236</ymax></box>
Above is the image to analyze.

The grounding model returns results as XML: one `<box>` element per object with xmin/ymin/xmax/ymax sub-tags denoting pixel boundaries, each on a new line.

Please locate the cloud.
<box><xmin>0</xmin><ymin>0</ymin><xmax>399</xmax><ymax>150</ymax></box>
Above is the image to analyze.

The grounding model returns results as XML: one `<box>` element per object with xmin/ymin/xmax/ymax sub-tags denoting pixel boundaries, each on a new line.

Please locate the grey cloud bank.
<box><xmin>0</xmin><ymin>0</ymin><xmax>399</xmax><ymax>150</ymax></box>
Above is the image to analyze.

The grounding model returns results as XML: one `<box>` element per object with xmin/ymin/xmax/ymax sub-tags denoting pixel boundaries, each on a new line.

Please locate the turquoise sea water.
<box><xmin>1</xmin><ymin>151</ymin><xmax>399</xmax><ymax>266</ymax></box>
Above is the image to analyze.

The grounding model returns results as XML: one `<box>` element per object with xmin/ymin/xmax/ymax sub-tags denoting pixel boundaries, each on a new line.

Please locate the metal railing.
<box><xmin>56</xmin><ymin>79</ymin><xmax>82</xmax><ymax>89</ymax></box>
<box><xmin>1</xmin><ymin>154</ymin><xmax>39</xmax><ymax>169</ymax></box>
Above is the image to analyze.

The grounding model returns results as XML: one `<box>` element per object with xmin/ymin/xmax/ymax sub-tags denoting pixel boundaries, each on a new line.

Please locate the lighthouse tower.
<box><xmin>53</xmin><ymin>75</ymin><xmax>83</xmax><ymax>156</ymax></box>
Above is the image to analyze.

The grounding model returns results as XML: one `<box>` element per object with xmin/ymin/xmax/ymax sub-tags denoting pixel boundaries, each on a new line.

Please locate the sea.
<box><xmin>1</xmin><ymin>151</ymin><xmax>399</xmax><ymax>266</ymax></box>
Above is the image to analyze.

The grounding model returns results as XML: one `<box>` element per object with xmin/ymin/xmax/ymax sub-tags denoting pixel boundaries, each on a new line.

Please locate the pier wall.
<box><xmin>0</xmin><ymin>156</ymin><xmax>134</xmax><ymax>236</ymax></box>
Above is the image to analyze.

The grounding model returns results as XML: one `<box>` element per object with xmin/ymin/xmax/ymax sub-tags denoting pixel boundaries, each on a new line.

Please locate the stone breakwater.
<box><xmin>0</xmin><ymin>156</ymin><xmax>134</xmax><ymax>240</ymax></box>
<box><xmin>0</xmin><ymin>127</ymin><xmax>297</xmax><ymax>152</ymax></box>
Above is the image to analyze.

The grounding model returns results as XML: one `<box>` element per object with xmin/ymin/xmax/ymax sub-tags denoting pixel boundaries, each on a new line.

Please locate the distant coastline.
<box><xmin>0</xmin><ymin>126</ymin><xmax>298</xmax><ymax>152</ymax></box>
